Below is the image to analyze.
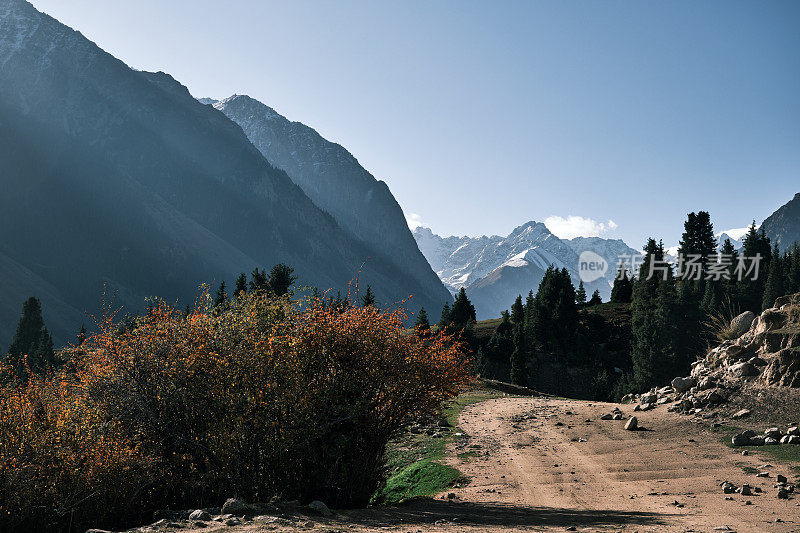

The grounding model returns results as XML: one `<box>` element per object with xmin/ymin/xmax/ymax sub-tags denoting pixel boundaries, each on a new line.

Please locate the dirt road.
<box><xmin>436</xmin><ymin>396</ymin><xmax>799</xmax><ymax>532</ymax></box>
<box><xmin>213</xmin><ymin>396</ymin><xmax>800</xmax><ymax>532</ymax></box>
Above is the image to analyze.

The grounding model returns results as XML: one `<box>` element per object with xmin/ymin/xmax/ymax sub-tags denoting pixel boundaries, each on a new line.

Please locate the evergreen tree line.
<box><xmin>445</xmin><ymin>211</ymin><xmax>800</xmax><ymax>401</ymax></box>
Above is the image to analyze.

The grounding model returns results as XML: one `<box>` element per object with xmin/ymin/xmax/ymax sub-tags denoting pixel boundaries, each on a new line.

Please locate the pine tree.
<box><xmin>361</xmin><ymin>285</ymin><xmax>376</xmax><ymax>307</ymax></box>
<box><xmin>738</xmin><ymin>222</ymin><xmax>770</xmax><ymax>312</ymax></box>
<box><xmin>213</xmin><ymin>281</ymin><xmax>228</xmax><ymax>308</ymax></box>
<box><xmin>32</xmin><ymin>328</ymin><xmax>54</xmax><ymax>373</ymax></box>
<box><xmin>610</xmin><ymin>267</ymin><xmax>633</xmax><ymax>303</ymax></box>
<box><xmin>449</xmin><ymin>288</ymin><xmax>476</xmax><ymax>327</ymax></box>
<box><xmin>269</xmin><ymin>263</ymin><xmax>297</xmax><ymax>296</ymax></box>
<box><xmin>510</xmin><ymin>295</ymin><xmax>524</xmax><ymax>326</ymax></box>
<box><xmin>509</xmin><ymin>322</ymin><xmax>527</xmax><ymax>386</ymax></box>
<box><xmin>575</xmin><ymin>281</ymin><xmax>587</xmax><ymax>306</ymax></box>
<box><xmin>249</xmin><ymin>268</ymin><xmax>269</xmax><ymax>293</ymax></box>
<box><xmin>77</xmin><ymin>324</ymin><xmax>87</xmax><ymax>345</ymax></box>
<box><xmin>789</xmin><ymin>242</ymin><xmax>800</xmax><ymax>294</ymax></box>
<box><xmin>627</xmin><ymin>239</ymin><xmax>681</xmax><ymax>392</ymax></box>
<box><xmin>678</xmin><ymin>211</ymin><xmax>716</xmax><ymax>274</ymax></box>
<box><xmin>234</xmin><ymin>273</ymin><xmax>248</xmax><ymax>297</ymax></box>
<box><xmin>719</xmin><ymin>237</ymin><xmax>739</xmax><ymax>304</ymax></box>
<box><xmin>415</xmin><ymin>307</ymin><xmax>430</xmax><ymax>331</ymax></box>
<box><xmin>496</xmin><ymin>310</ymin><xmax>512</xmax><ymax>335</ymax></box>
<box><xmin>6</xmin><ymin>297</ymin><xmax>54</xmax><ymax>377</ymax></box>
<box><xmin>438</xmin><ymin>302</ymin><xmax>451</xmax><ymax>329</ymax></box>
<box><xmin>588</xmin><ymin>289</ymin><xmax>602</xmax><ymax>306</ymax></box>
<box><xmin>762</xmin><ymin>243</ymin><xmax>785</xmax><ymax>310</ymax></box>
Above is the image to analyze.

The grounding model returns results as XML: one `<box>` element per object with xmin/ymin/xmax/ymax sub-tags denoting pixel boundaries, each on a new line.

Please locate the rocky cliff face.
<box><xmin>761</xmin><ymin>192</ymin><xmax>800</xmax><ymax>252</ymax></box>
<box><xmin>0</xmin><ymin>0</ymin><xmax>444</xmax><ymax>345</ymax></box>
<box><xmin>207</xmin><ymin>95</ymin><xmax>451</xmax><ymax>313</ymax></box>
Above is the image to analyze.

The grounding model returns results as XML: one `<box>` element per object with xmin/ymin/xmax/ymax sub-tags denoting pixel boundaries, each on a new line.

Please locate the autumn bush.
<box><xmin>0</xmin><ymin>291</ymin><xmax>471</xmax><ymax>532</ymax></box>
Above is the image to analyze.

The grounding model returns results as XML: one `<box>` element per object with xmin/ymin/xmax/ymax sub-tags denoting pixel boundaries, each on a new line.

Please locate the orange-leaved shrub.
<box><xmin>0</xmin><ymin>291</ymin><xmax>471</xmax><ymax>532</ymax></box>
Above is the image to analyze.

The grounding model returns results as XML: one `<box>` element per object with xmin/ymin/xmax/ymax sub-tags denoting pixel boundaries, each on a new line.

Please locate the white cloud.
<box><xmin>406</xmin><ymin>212</ymin><xmax>425</xmax><ymax>230</ymax></box>
<box><xmin>544</xmin><ymin>215</ymin><xmax>619</xmax><ymax>240</ymax></box>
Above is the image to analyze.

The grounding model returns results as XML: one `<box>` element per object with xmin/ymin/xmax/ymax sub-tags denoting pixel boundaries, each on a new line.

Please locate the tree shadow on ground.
<box><xmin>337</xmin><ymin>499</ymin><xmax>672</xmax><ymax>529</ymax></box>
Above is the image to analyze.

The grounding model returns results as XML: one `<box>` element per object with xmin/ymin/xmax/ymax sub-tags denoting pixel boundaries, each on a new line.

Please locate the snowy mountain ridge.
<box><xmin>414</xmin><ymin>222</ymin><xmax>641</xmax><ymax>318</ymax></box>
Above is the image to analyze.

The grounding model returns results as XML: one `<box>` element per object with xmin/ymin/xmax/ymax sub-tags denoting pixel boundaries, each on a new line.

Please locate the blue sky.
<box><xmin>30</xmin><ymin>0</ymin><xmax>800</xmax><ymax>249</ymax></box>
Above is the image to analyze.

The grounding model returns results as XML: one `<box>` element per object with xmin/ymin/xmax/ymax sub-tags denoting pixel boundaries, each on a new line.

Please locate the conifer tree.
<box><xmin>77</xmin><ymin>324</ymin><xmax>87</xmax><ymax>346</ymax></box>
<box><xmin>449</xmin><ymin>288</ymin><xmax>476</xmax><ymax>327</ymax></box>
<box><xmin>678</xmin><ymin>211</ymin><xmax>716</xmax><ymax>273</ymax></box>
<box><xmin>249</xmin><ymin>268</ymin><xmax>269</xmax><ymax>293</ymax></box>
<box><xmin>509</xmin><ymin>322</ymin><xmax>527</xmax><ymax>386</ymax></box>
<box><xmin>789</xmin><ymin>242</ymin><xmax>800</xmax><ymax>294</ymax></box>
<box><xmin>762</xmin><ymin>243</ymin><xmax>785</xmax><ymax>310</ymax></box>
<box><xmin>269</xmin><ymin>263</ymin><xmax>297</xmax><ymax>296</ymax></box>
<box><xmin>415</xmin><ymin>307</ymin><xmax>430</xmax><ymax>331</ymax></box>
<box><xmin>214</xmin><ymin>281</ymin><xmax>228</xmax><ymax>308</ymax></box>
<box><xmin>438</xmin><ymin>302</ymin><xmax>451</xmax><ymax>329</ymax></box>
<box><xmin>234</xmin><ymin>273</ymin><xmax>248</xmax><ymax>297</ymax></box>
<box><xmin>719</xmin><ymin>238</ymin><xmax>739</xmax><ymax>304</ymax></box>
<box><xmin>510</xmin><ymin>295</ymin><xmax>524</xmax><ymax>326</ymax></box>
<box><xmin>739</xmin><ymin>222</ymin><xmax>771</xmax><ymax>312</ymax></box>
<box><xmin>6</xmin><ymin>297</ymin><xmax>54</xmax><ymax>377</ymax></box>
<box><xmin>588</xmin><ymin>290</ymin><xmax>602</xmax><ymax>306</ymax></box>
<box><xmin>575</xmin><ymin>281</ymin><xmax>587</xmax><ymax>306</ymax></box>
<box><xmin>610</xmin><ymin>267</ymin><xmax>633</xmax><ymax>303</ymax></box>
<box><xmin>361</xmin><ymin>285</ymin><xmax>376</xmax><ymax>307</ymax></box>
<box><xmin>626</xmin><ymin>239</ymin><xmax>681</xmax><ymax>392</ymax></box>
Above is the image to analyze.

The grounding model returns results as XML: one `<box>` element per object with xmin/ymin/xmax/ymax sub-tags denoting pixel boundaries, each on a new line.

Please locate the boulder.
<box><xmin>671</xmin><ymin>376</ymin><xmax>696</xmax><ymax>393</ymax></box>
<box><xmin>189</xmin><ymin>510</ymin><xmax>211</xmax><ymax>521</ymax></box>
<box><xmin>765</xmin><ymin>427</ymin><xmax>783</xmax><ymax>440</ymax></box>
<box><xmin>787</xmin><ymin>426</ymin><xmax>800</xmax><ymax>436</ymax></box>
<box><xmin>748</xmin><ymin>435</ymin><xmax>766</xmax><ymax>446</ymax></box>
<box><xmin>785</xmin><ymin>435</ymin><xmax>800</xmax><ymax>445</ymax></box>
<box><xmin>730</xmin><ymin>311</ymin><xmax>756</xmax><ymax>338</ymax></box>
<box><xmin>221</xmin><ymin>498</ymin><xmax>246</xmax><ymax>515</ymax></box>
<box><xmin>600</xmin><ymin>413</ymin><xmax>613</xmax><ymax>420</ymax></box>
<box><xmin>641</xmin><ymin>392</ymin><xmax>658</xmax><ymax>404</ymax></box>
<box><xmin>729</xmin><ymin>362</ymin><xmax>758</xmax><ymax>378</ymax></box>
<box><xmin>731</xmin><ymin>409</ymin><xmax>751</xmax><ymax>419</ymax></box>
<box><xmin>764</xmin><ymin>437</ymin><xmax>778</xmax><ymax>445</ymax></box>
<box><xmin>739</xmin><ymin>484</ymin><xmax>752</xmax><ymax>496</ymax></box>
<box><xmin>732</xmin><ymin>432</ymin><xmax>752</xmax><ymax>446</ymax></box>
<box><xmin>307</xmin><ymin>500</ymin><xmax>332</xmax><ymax>517</ymax></box>
<box><xmin>613</xmin><ymin>413</ymin><xmax>623</xmax><ymax>420</ymax></box>
<box><xmin>624</xmin><ymin>417</ymin><xmax>638</xmax><ymax>431</ymax></box>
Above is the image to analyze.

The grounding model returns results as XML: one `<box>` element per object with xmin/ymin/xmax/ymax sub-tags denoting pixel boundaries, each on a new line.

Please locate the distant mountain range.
<box><xmin>761</xmin><ymin>193</ymin><xmax>800</xmax><ymax>252</ymax></box>
<box><xmin>0</xmin><ymin>0</ymin><xmax>448</xmax><ymax>346</ymax></box>
<box><xmin>414</xmin><ymin>223</ymin><xmax>640</xmax><ymax>319</ymax></box>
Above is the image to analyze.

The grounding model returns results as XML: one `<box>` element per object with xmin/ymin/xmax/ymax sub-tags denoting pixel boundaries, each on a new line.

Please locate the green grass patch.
<box><xmin>719</xmin><ymin>426</ymin><xmax>800</xmax><ymax>467</ymax></box>
<box><xmin>376</xmin><ymin>459</ymin><xmax>463</xmax><ymax>504</ymax></box>
<box><xmin>375</xmin><ymin>388</ymin><xmax>504</xmax><ymax>505</ymax></box>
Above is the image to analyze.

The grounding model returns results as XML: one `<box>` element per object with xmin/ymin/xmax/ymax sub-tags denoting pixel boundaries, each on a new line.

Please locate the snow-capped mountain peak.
<box><xmin>414</xmin><ymin>223</ymin><xmax>640</xmax><ymax>318</ymax></box>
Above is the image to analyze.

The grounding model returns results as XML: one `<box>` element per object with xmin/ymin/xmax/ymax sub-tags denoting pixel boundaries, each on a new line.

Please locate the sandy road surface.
<box><xmin>201</xmin><ymin>396</ymin><xmax>800</xmax><ymax>532</ymax></box>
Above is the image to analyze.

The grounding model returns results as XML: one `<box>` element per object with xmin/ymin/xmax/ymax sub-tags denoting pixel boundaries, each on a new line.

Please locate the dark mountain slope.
<box><xmin>761</xmin><ymin>192</ymin><xmax>800</xmax><ymax>251</ymax></box>
<box><xmin>0</xmin><ymin>0</ymin><xmax>442</xmax><ymax>344</ymax></box>
<box><xmin>210</xmin><ymin>95</ymin><xmax>451</xmax><ymax>309</ymax></box>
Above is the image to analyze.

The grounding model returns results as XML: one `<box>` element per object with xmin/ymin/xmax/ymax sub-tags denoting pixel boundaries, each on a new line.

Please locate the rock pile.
<box><xmin>625</xmin><ymin>293</ymin><xmax>800</xmax><ymax>416</ymax></box>
<box><xmin>731</xmin><ymin>426</ymin><xmax>800</xmax><ymax>447</ymax></box>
